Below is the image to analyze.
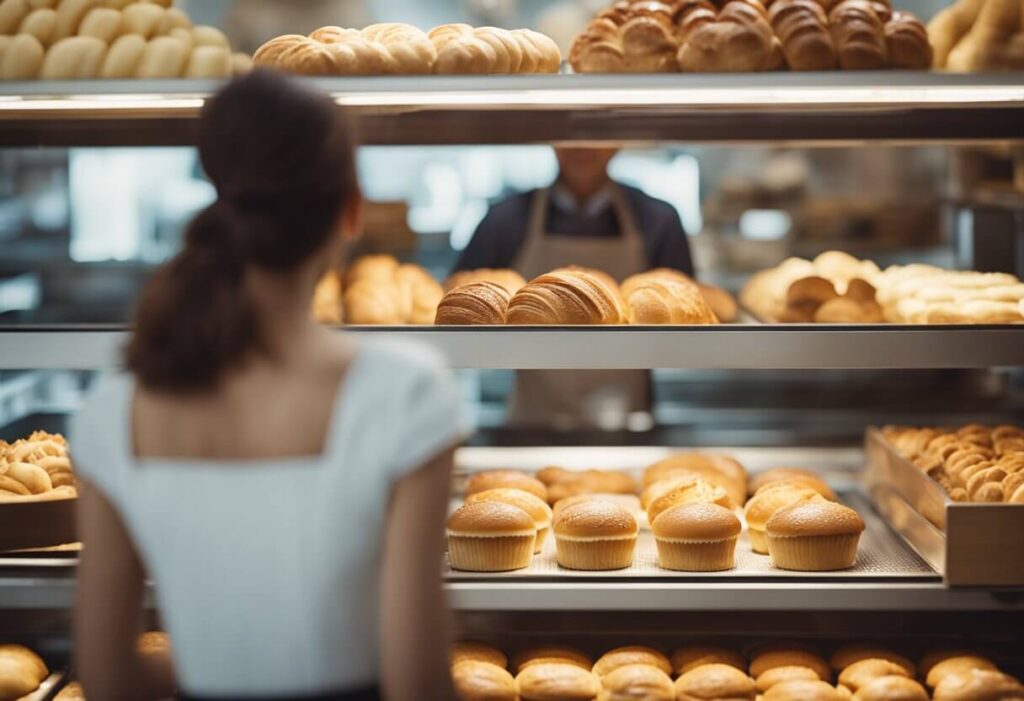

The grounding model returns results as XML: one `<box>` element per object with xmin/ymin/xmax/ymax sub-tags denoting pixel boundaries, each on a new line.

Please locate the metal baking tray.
<box><xmin>445</xmin><ymin>492</ymin><xmax>933</xmax><ymax>581</ymax></box>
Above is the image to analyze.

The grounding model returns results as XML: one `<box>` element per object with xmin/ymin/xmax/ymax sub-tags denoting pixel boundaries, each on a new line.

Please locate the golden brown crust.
<box><xmin>598</xmin><ymin>663</ymin><xmax>674</xmax><ymax>700</ymax></box>
<box><xmin>466</xmin><ymin>471</ymin><xmax>549</xmax><ymax>502</ymax></box>
<box><xmin>453</xmin><ymin>660</ymin><xmax>518</xmax><ymax>701</ymax></box>
<box><xmin>435</xmin><ymin>282</ymin><xmax>512</xmax><ymax>325</ymax></box>
<box><xmin>447</xmin><ymin>501</ymin><xmax>536</xmax><ymax>535</ymax></box>
<box><xmin>554</xmin><ymin>501</ymin><xmax>639</xmax><ymax>539</ymax></box>
<box><xmin>625</xmin><ymin>277</ymin><xmax>718</xmax><ymax>325</ymax></box>
<box><xmin>756</xmin><ymin>665</ymin><xmax>822</xmax><ymax>692</ymax></box>
<box><xmin>829</xmin><ymin>644</ymin><xmax>915</xmax><ymax>676</ymax></box>
<box><xmin>677</xmin><ymin>0</ymin><xmax>778</xmax><ymax>72</ymax></box>
<box><xmin>445</xmin><ymin>269</ymin><xmax>527</xmax><ymax>295</ymax></box>
<box><xmin>452</xmin><ymin>641</ymin><xmax>509</xmax><ymax>669</ymax></box>
<box><xmin>517</xmin><ymin>662</ymin><xmax>601</xmax><ymax>700</ymax></box>
<box><xmin>765</xmin><ymin>501</ymin><xmax>865</xmax><ymax>537</ymax></box>
<box><xmin>0</xmin><ymin>644</ymin><xmax>48</xmax><ymax>700</ymax></box>
<box><xmin>749</xmin><ymin>468</ymin><xmax>836</xmax><ymax>500</ymax></box>
<box><xmin>885</xmin><ymin>11</ymin><xmax>932</xmax><ymax>68</ymax></box>
<box><xmin>829</xmin><ymin>0</ymin><xmax>889</xmax><ymax>69</ymax></box>
<box><xmin>852</xmin><ymin>676</ymin><xmax>928</xmax><ymax>701</ymax></box>
<box><xmin>765</xmin><ymin>680</ymin><xmax>844</xmax><ymax>701</ymax></box>
<box><xmin>932</xmin><ymin>669</ymin><xmax>1024</xmax><ymax>701</ymax></box>
<box><xmin>466</xmin><ymin>489</ymin><xmax>553</xmax><ymax>529</ymax></box>
<box><xmin>838</xmin><ymin>659</ymin><xmax>910</xmax><ymax>693</ymax></box>
<box><xmin>751</xmin><ymin>650</ymin><xmax>831</xmax><ymax>681</ymax></box>
<box><xmin>671</xmin><ymin>646</ymin><xmax>747</xmax><ymax>677</ymax></box>
<box><xmin>592</xmin><ymin>646</ymin><xmax>671</xmax><ymax>677</ymax></box>
<box><xmin>744</xmin><ymin>486</ymin><xmax>822</xmax><ymax>531</ymax></box>
<box><xmin>647</xmin><ymin>480</ymin><xmax>730</xmax><ymax>523</ymax></box>
<box><xmin>507</xmin><ymin>270</ymin><xmax>624</xmax><ymax>325</ymax></box>
<box><xmin>768</xmin><ymin>0</ymin><xmax>837</xmax><ymax>70</ymax></box>
<box><xmin>651</xmin><ymin>502</ymin><xmax>741</xmax><ymax>540</ymax></box>
<box><xmin>926</xmin><ymin>656</ymin><xmax>998</xmax><ymax>689</ymax></box>
<box><xmin>674</xmin><ymin>663</ymin><xmax>756</xmax><ymax>700</ymax></box>
<box><xmin>514</xmin><ymin>646</ymin><xmax>593</xmax><ymax>674</ymax></box>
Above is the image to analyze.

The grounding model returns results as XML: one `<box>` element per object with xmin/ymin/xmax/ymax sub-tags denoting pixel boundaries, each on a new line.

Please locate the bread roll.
<box><xmin>765</xmin><ymin>680</ymin><xmax>844</xmax><ymax>701</ymax></box>
<box><xmin>852</xmin><ymin>676</ymin><xmax>928</xmax><ymax>701</ymax></box>
<box><xmin>362</xmin><ymin>22</ymin><xmax>436</xmax><ymax>74</ymax></box>
<box><xmin>507</xmin><ymin>269</ymin><xmax>623</xmax><ymax>325</ymax></box>
<box><xmin>674</xmin><ymin>663</ymin><xmax>756</xmax><ymax>701</ymax></box>
<box><xmin>452</xmin><ymin>641</ymin><xmax>508</xmax><ymax>669</ymax></box>
<box><xmin>136</xmin><ymin>36</ymin><xmax>188</xmax><ymax>78</ymax></box>
<box><xmin>599</xmin><ymin>663</ymin><xmax>674</xmax><ymax>701</ymax></box>
<box><xmin>626</xmin><ymin>277</ymin><xmax>718</xmax><ymax>324</ymax></box>
<box><xmin>77</xmin><ymin>6</ymin><xmax>120</xmax><ymax>43</ymax></box>
<box><xmin>40</xmin><ymin>35</ymin><xmax>107</xmax><ymax>78</ymax></box>
<box><xmin>570</xmin><ymin>2</ymin><xmax>681</xmax><ymax>73</ymax></box>
<box><xmin>453</xmin><ymin>660</ymin><xmax>518</xmax><ymax>701</ymax></box>
<box><xmin>53</xmin><ymin>0</ymin><xmax>97</xmax><ymax>41</ymax></box>
<box><xmin>926</xmin><ymin>656</ymin><xmax>998</xmax><ymax>689</ymax></box>
<box><xmin>769</xmin><ymin>0</ymin><xmax>837</xmax><ymax>69</ymax></box>
<box><xmin>885</xmin><ymin>12</ymin><xmax>933</xmax><ymax>68</ymax></box>
<box><xmin>932</xmin><ymin>670</ymin><xmax>1024</xmax><ymax>701</ymax></box>
<box><xmin>343</xmin><ymin>279</ymin><xmax>405</xmax><ymax>325</ymax></box>
<box><xmin>0</xmin><ymin>0</ymin><xmax>32</xmax><ymax>35</ymax></box>
<box><xmin>593</xmin><ymin>646</ymin><xmax>672</xmax><ymax>677</ymax></box>
<box><xmin>926</xmin><ymin>0</ymin><xmax>985</xmax><ymax>67</ymax></box>
<box><xmin>100</xmin><ymin>32</ymin><xmax>145</xmax><ymax>77</ymax></box>
<box><xmin>0</xmin><ymin>645</ymin><xmax>48</xmax><ymax>700</ymax></box>
<box><xmin>839</xmin><ymin>659</ymin><xmax>910</xmax><ymax>692</ymax></box>
<box><xmin>1</xmin><ymin>32</ymin><xmax>44</xmax><ymax>79</ymax></box>
<box><xmin>192</xmin><ymin>24</ymin><xmax>229</xmax><ymax>49</ymax></box>
<box><xmin>671</xmin><ymin>645</ymin><xmax>747</xmax><ymax>676</ymax></box>
<box><xmin>18</xmin><ymin>7</ymin><xmax>57</xmax><ymax>46</ymax></box>
<box><xmin>678</xmin><ymin>0</ymin><xmax>778</xmax><ymax>72</ymax></box>
<box><xmin>435</xmin><ymin>282</ymin><xmax>512</xmax><ymax>325</ymax></box>
<box><xmin>517</xmin><ymin>663</ymin><xmax>601</xmax><ymax>701</ymax></box>
<box><xmin>751</xmin><ymin>650</ymin><xmax>831</xmax><ymax>681</ymax></box>
<box><xmin>185</xmin><ymin>45</ymin><xmax>231</xmax><ymax>78</ymax></box>
<box><xmin>829</xmin><ymin>0</ymin><xmax>889</xmax><ymax>69</ymax></box>
<box><xmin>121</xmin><ymin>2</ymin><xmax>163</xmax><ymax>38</ymax></box>
<box><xmin>514</xmin><ymin>646</ymin><xmax>593</xmax><ymax>673</ymax></box>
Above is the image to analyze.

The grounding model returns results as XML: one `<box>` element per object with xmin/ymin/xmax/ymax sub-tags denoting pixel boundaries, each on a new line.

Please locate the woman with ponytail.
<box><xmin>70</xmin><ymin>71</ymin><xmax>462</xmax><ymax>701</ymax></box>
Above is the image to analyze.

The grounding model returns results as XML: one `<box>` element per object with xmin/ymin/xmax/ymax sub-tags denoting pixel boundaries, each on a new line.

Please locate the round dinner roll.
<box><xmin>78</xmin><ymin>7</ymin><xmax>122</xmax><ymax>43</ymax></box>
<box><xmin>453</xmin><ymin>660</ymin><xmax>518</xmax><ymax>701</ymax></box>
<box><xmin>766</xmin><ymin>501</ymin><xmax>865</xmax><ymax>571</ymax></box>
<box><xmin>1</xmin><ymin>33</ymin><xmax>44</xmax><ymax>80</ymax></box>
<box><xmin>641</xmin><ymin>474</ymin><xmax>700</xmax><ymax>510</ymax></box>
<box><xmin>592</xmin><ymin>646</ymin><xmax>671</xmax><ymax>677</ymax></box>
<box><xmin>671</xmin><ymin>646</ymin><xmax>746</xmax><ymax>677</ymax></box>
<box><xmin>839</xmin><ymin>659</ymin><xmax>910</xmax><ymax>693</ymax></box>
<box><xmin>598</xmin><ymin>663</ymin><xmax>673</xmax><ymax>701</ymax></box>
<box><xmin>644</xmin><ymin>453</ymin><xmax>746</xmax><ymax>506</ymax></box>
<box><xmin>136</xmin><ymin>36</ymin><xmax>190</xmax><ymax>78</ymax></box>
<box><xmin>101</xmin><ymin>33</ymin><xmax>146</xmax><ymax>78</ymax></box>
<box><xmin>756</xmin><ymin>665</ymin><xmax>822</xmax><ymax>692</ymax></box>
<box><xmin>652</xmin><ymin>502</ymin><xmax>741</xmax><ymax>572</ymax></box>
<box><xmin>852</xmin><ymin>676</ymin><xmax>928</xmax><ymax>701</ymax></box>
<box><xmin>185</xmin><ymin>45</ymin><xmax>232</xmax><ymax>78</ymax></box>
<box><xmin>926</xmin><ymin>656</ymin><xmax>999</xmax><ymax>689</ymax></box>
<box><xmin>743</xmin><ymin>485</ymin><xmax>823</xmax><ymax>554</ymax></box>
<box><xmin>547</xmin><ymin>470</ymin><xmax>637</xmax><ymax>504</ymax></box>
<box><xmin>19</xmin><ymin>8</ymin><xmax>57</xmax><ymax>47</ymax></box>
<box><xmin>514</xmin><ymin>646</ymin><xmax>592</xmax><ymax>674</ymax></box>
<box><xmin>0</xmin><ymin>645</ymin><xmax>48</xmax><ymax>700</ymax></box>
<box><xmin>467</xmin><ymin>488</ymin><xmax>553</xmax><ymax>554</ymax></box>
<box><xmin>749</xmin><ymin>468</ymin><xmax>837</xmax><ymax>500</ymax></box>
<box><xmin>764</xmin><ymin>679</ymin><xmax>844</xmax><ymax>701</ymax></box>
<box><xmin>446</xmin><ymin>502</ymin><xmax>535</xmax><ymax>572</ymax></box>
<box><xmin>517</xmin><ymin>662</ymin><xmax>601</xmax><ymax>701</ymax></box>
<box><xmin>918</xmin><ymin>650</ymin><xmax>979</xmax><ymax>680</ymax></box>
<box><xmin>646</xmin><ymin>479</ymin><xmax>730</xmax><ymax>524</ymax></box>
<box><xmin>829</xmin><ymin>644</ymin><xmax>915</xmax><ymax>676</ymax></box>
<box><xmin>750</xmin><ymin>650</ymin><xmax>831</xmax><ymax>681</ymax></box>
<box><xmin>932</xmin><ymin>669</ymin><xmax>1024</xmax><ymax>701</ymax></box>
<box><xmin>452</xmin><ymin>641</ymin><xmax>508</xmax><ymax>669</ymax></box>
<box><xmin>466</xmin><ymin>470</ymin><xmax>549</xmax><ymax>503</ymax></box>
<box><xmin>674</xmin><ymin>663</ymin><xmax>756</xmax><ymax>701</ymax></box>
<box><xmin>554</xmin><ymin>501</ymin><xmax>638</xmax><ymax>571</ymax></box>
<box><xmin>536</xmin><ymin>466</ymin><xmax>574</xmax><ymax>486</ymax></box>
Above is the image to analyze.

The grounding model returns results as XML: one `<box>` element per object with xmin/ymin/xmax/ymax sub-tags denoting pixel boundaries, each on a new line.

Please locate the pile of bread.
<box><xmin>0</xmin><ymin>0</ymin><xmax>251</xmax><ymax>80</ymax></box>
<box><xmin>254</xmin><ymin>23</ymin><xmax>560</xmax><ymax>76</ymax></box>
<box><xmin>436</xmin><ymin>266</ymin><xmax>737</xmax><ymax>325</ymax></box>
<box><xmin>0</xmin><ymin>431</ymin><xmax>76</xmax><ymax>502</ymax></box>
<box><xmin>451</xmin><ymin>639</ymin><xmax>1022</xmax><ymax>701</ymax></box>
<box><xmin>928</xmin><ymin>0</ymin><xmax>1024</xmax><ymax>71</ymax></box>
<box><xmin>742</xmin><ymin>251</ymin><xmax>1024</xmax><ymax>324</ymax></box>
<box><xmin>569</xmin><ymin>0</ymin><xmax>932</xmax><ymax>74</ymax></box>
<box><xmin>312</xmin><ymin>255</ymin><xmax>444</xmax><ymax>325</ymax></box>
<box><xmin>447</xmin><ymin>456</ymin><xmax>863</xmax><ymax>573</ymax></box>
<box><xmin>882</xmin><ymin>423</ymin><xmax>1024</xmax><ymax>504</ymax></box>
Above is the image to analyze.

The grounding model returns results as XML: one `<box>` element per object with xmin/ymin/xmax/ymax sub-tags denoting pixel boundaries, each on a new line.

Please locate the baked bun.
<box><xmin>830</xmin><ymin>644</ymin><xmax>915</xmax><ymax>676</ymax></box>
<box><xmin>452</xmin><ymin>642</ymin><xmax>508</xmax><ymax>670</ymax></box>
<box><xmin>765</xmin><ymin>680</ymin><xmax>845</xmax><ymax>701</ymax></box>
<box><xmin>592</xmin><ymin>646</ymin><xmax>671</xmax><ymax>677</ymax></box>
<box><xmin>652</xmin><ymin>502</ymin><xmax>741</xmax><ymax>571</ymax></box>
<box><xmin>744</xmin><ymin>485</ymin><xmax>823</xmax><ymax>554</ymax></box>
<box><xmin>554</xmin><ymin>501</ymin><xmax>638</xmax><ymax>571</ymax></box>
<box><xmin>765</xmin><ymin>501</ymin><xmax>865</xmax><ymax>571</ymax></box>
<box><xmin>517</xmin><ymin>662</ymin><xmax>601</xmax><ymax>701</ymax></box>
<box><xmin>467</xmin><ymin>488</ymin><xmax>553</xmax><ymax>554</ymax></box>
<box><xmin>932</xmin><ymin>669</ymin><xmax>1024</xmax><ymax>701</ymax></box>
<box><xmin>749</xmin><ymin>468</ymin><xmax>837</xmax><ymax>500</ymax></box>
<box><xmin>514</xmin><ymin>646</ymin><xmax>593</xmax><ymax>673</ymax></box>
<box><xmin>677</xmin><ymin>0</ymin><xmax>778</xmax><ymax>73</ymax></box>
<box><xmin>553</xmin><ymin>494</ymin><xmax>641</xmax><ymax>522</ymax></box>
<box><xmin>852</xmin><ymin>676</ymin><xmax>928</xmax><ymax>701</ymax></box>
<box><xmin>598</xmin><ymin>663</ymin><xmax>674</xmax><ymax>701</ymax></box>
<box><xmin>674</xmin><ymin>663</ymin><xmax>756</xmax><ymax>701</ymax></box>
<box><xmin>466</xmin><ymin>471</ymin><xmax>549</xmax><ymax>503</ymax></box>
<box><xmin>919</xmin><ymin>650</ymin><xmax>978</xmax><ymax>680</ymax></box>
<box><xmin>647</xmin><ymin>479</ymin><xmax>730</xmax><ymax>524</ymax></box>
<box><xmin>0</xmin><ymin>645</ymin><xmax>48</xmax><ymax>700</ymax></box>
<box><xmin>926</xmin><ymin>656</ymin><xmax>999</xmax><ymax>689</ymax></box>
<box><xmin>436</xmin><ymin>282</ymin><xmax>512</xmax><ymax>325</ymax></box>
<box><xmin>671</xmin><ymin>646</ymin><xmax>746</xmax><ymax>677</ymax></box>
<box><xmin>756</xmin><ymin>665</ymin><xmax>823</xmax><ymax>692</ymax></box>
<box><xmin>644</xmin><ymin>453</ymin><xmax>747</xmax><ymax>509</ymax></box>
<box><xmin>446</xmin><ymin>502</ymin><xmax>536</xmax><ymax>572</ymax></box>
<box><xmin>507</xmin><ymin>269</ymin><xmax>623</xmax><ymax>325</ymax></box>
<box><xmin>839</xmin><ymin>659</ymin><xmax>911</xmax><ymax>693</ymax></box>
<box><xmin>453</xmin><ymin>660</ymin><xmax>519</xmax><ymax>701</ymax></box>
<box><xmin>751</xmin><ymin>650</ymin><xmax>831</xmax><ymax>681</ymax></box>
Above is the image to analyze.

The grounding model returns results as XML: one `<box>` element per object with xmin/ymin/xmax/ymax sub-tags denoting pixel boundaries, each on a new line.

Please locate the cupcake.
<box><xmin>554</xmin><ymin>501</ymin><xmax>638</xmax><ymax>571</ymax></box>
<box><xmin>592</xmin><ymin>646</ymin><xmax>672</xmax><ymax>677</ymax></box>
<box><xmin>466</xmin><ymin>488</ymin><xmax>553</xmax><ymax>554</ymax></box>
<box><xmin>598</xmin><ymin>664</ymin><xmax>674</xmax><ymax>701</ymax></box>
<box><xmin>765</xmin><ymin>501</ymin><xmax>865</xmax><ymax>571</ymax></box>
<box><xmin>674</xmin><ymin>663</ymin><xmax>756</xmax><ymax>701</ymax></box>
<box><xmin>743</xmin><ymin>484</ymin><xmax>823</xmax><ymax>554</ymax></box>
<box><xmin>651</xmin><ymin>502</ymin><xmax>741</xmax><ymax>572</ymax></box>
<box><xmin>452</xmin><ymin>660</ymin><xmax>518</xmax><ymax>701</ymax></box>
<box><xmin>671</xmin><ymin>646</ymin><xmax>747</xmax><ymax>677</ymax></box>
<box><xmin>447</xmin><ymin>501</ymin><xmax>536</xmax><ymax>572</ymax></box>
<box><xmin>646</xmin><ymin>479</ymin><xmax>730</xmax><ymax>524</ymax></box>
<box><xmin>517</xmin><ymin>662</ymin><xmax>601</xmax><ymax>701</ymax></box>
<box><xmin>465</xmin><ymin>470</ymin><xmax>549</xmax><ymax>502</ymax></box>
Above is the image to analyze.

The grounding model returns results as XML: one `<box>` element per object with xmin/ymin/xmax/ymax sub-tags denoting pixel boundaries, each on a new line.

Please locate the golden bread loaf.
<box><xmin>625</xmin><ymin>276</ymin><xmax>718</xmax><ymax>325</ymax></box>
<box><xmin>0</xmin><ymin>644</ymin><xmax>48</xmax><ymax>700</ymax></box>
<box><xmin>885</xmin><ymin>11</ymin><xmax>933</xmax><ymax>68</ymax></box>
<box><xmin>452</xmin><ymin>660</ymin><xmax>519</xmax><ymax>701</ymax></box>
<box><xmin>452</xmin><ymin>641</ymin><xmax>508</xmax><ymax>669</ymax></box>
<box><xmin>674</xmin><ymin>663</ymin><xmax>757</xmax><ymax>701</ymax></box>
<box><xmin>514</xmin><ymin>646</ymin><xmax>593</xmax><ymax>673</ymax></box>
<box><xmin>768</xmin><ymin>0</ymin><xmax>838</xmax><ymax>69</ymax></box>
<box><xmin>592</xmin><ymin>646</ymin><xmax>672</xmax><ymax>677</ymax></box>
<box><xmin>436</xmin><ymin>282</ymin><xmax>513</xmax><ymax>325</ymax></box>
<box><xmin>570</xmin><ymin>2</ymin><xmax>681</xmax><ymax>73</ymax></box>
<box><xmin>598</xmin><ymin>663</ymin><xmax>674</xmax><ymax>700</ymax></box>
<box><xmin>507</xmin><ymin>269</ymin><xmax>624</xmax><ymax>325</ymax></box>
<box><xmin>671</xmin><ymin>645</ymin><xmax>747</xmax><ymax>676</ymax></box>
<box><xmin>678</xmin><ymin>0</ymin><xmax>781</xmax><ymax>72</ymax></box>
<box><xmin>517</xmin><ymin>662</ymin><xmax>601</xmax><ymax>701</ymax></box>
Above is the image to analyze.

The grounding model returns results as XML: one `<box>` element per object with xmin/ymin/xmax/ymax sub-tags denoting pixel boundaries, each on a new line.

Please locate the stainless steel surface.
<box><xmin>446</xmin><ymin>492</ymin><xmax>934</xmax><ymax>581</ymax></box>
<box><xmin>2</xmin><ymin>74</ymin><xmax>1023</xmax><ymax>146</ymax></box>
<box><xmin>0</xmin><ymin>326</ymin><xmax>1022</xmax><ymax>370</ymax></box>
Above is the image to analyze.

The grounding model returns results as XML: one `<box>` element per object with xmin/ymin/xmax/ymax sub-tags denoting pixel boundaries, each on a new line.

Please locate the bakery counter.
<box><xmin>0</xmin><ymin>325</ymin><xmax>1021</xmax><ymax>370</ymax></box>
<box><xmin>2</xmin><ymin>73</ymin><xmax>1024</xmax><ymax>147</ymax></box>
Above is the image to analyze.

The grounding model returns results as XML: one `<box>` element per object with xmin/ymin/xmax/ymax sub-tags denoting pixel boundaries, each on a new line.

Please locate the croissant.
<box><xmin>626</xmin><ymin>278</ymin><xmax>719</xmax><ymax>324</ymax></box>
<box><xmin>506</xmin><ymin>270</ymin><xmax>624</xmax><ymax>325</ymax></box>
<box><xmin>768</xmin><ymin>0</ymin><xmax>838</xmax><ymax>70</ymax></box>
<box><xmin>343</xmin><ymin>280</ymin><xmax>406</xmax><ymax>325</ymax></box>
<box><xmin>622</xmin><ymin>268</ymin><xmax>737</xmax><ymax>322</ymax></box>
<box><xmin>885</xmin><ymin>11</ymin><xmax>933</xmax><ymax>68</ymax></box>
<box><xmin>677</xmin><ymin>0</ymin><xmax>778</xmax><ymax>72</ymax></box>
<box><xmin>396</xmin><ymin>264</ymin><xmax>444</xmax><ymax>325</ymax></box>
<box><xmin>435</xmin><ymin>282</ymin><xmax>512</xmax><ymax>325</ymax></box>
<box><xmin>828</xmin><ymin>0</ymin><xmax>890</xmax><ymax>69</ymax></box>
<box><xmin>444</xmin><ymin>269</ymin><xmax>527</xmax><ymax>294</ymax></box>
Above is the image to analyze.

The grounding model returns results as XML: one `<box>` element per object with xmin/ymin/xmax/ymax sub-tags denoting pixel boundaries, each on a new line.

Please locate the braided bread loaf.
<box><xmin>570</xmin><ymin>1</ymin><xmax>681</xmax><ymax>73</ymax></box>
<box><xmin>435</xmin><ymin>281</ymin><xmax>512</xmax><ymax>325</ymax></box>
<box><xmin>828</xmin><ymin>0</ymin><xmax>890</xmax><ymax>69</ymax></box>
<box><xmin>677</xmin><ymin>0</ymin><xmax>782</xmax><ymax>72</ymax></box>
<box><xmin>768</xmin><ymin>0</ymin><xmax>838</xmax><ymax>70</ymax></box>
<box><xmin>0</xmin><ymin>0</ymin><xmax>248</xmax><ymax>80</ymax></box>
<box><xmin>507</xmin><ymin>269</ymin><xmax>624</xmax><ymax>325</ymax></box>
<box><xmin>885</xmin><ymin>11</ymin><xmax>933</xmax><ymax>67</ymax></box>
<box><xmin>255</xmin><ymin>22</ymin><xmax>560</xmax><ymax>76</ymax></box>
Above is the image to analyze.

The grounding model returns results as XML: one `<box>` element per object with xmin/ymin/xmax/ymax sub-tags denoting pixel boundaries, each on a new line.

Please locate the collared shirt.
<box><xmin>454</xmin><ymin>183</ymin><xmax>695</xmax><ymax>277</ymax></box>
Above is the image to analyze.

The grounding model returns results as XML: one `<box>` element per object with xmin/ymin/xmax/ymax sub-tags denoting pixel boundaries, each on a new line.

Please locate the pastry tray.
<box><xmin>445</xmin><ymin>492</ymin><xmax>935</xmax><ymax>581</ymax></box>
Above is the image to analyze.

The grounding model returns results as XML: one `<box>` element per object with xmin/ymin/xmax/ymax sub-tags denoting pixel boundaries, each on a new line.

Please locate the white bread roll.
<box><xmin>18</xmin><ymin>7</ymin><xmax>57</xmax><ymax>46</ymax></box>
<box><xmin>1</xmin><ymin>32</ymin><xmax>44</xmax><ymax>78</ymax></box>
<box><xmin>157</xmin><ymin>6</ymin><xmax>189</xmax><ymax>33</ymax></box>
<box><xmin>100</xmin><ymin>31</ymin><xmax>144</xmax><ymax>76</ymax></box>
<box><xmin>78</xmin><ymin>6</ymin><xmax>120</xmax><ymax>43</ymax></box>
<box><xmin>54</xmin><ymin>0</ymin><xmax>99</xmax><ymax>41</ymax></box>
<box><xmin>121</xmin><ymin>2</ymin><xmax>163</xmax><ymax>38</ymax></box>
<box><xmin>185</xmin><ymin>44</ymin><xmax>230</xmax><ymax>77</ymax></box>
<box><xmin>230</xmin><ymin>50</ymin><xmax>251</xmax><ymax>75</ymax></box>
<box><xmin>0</xmin><ymin>0</ymin><xmax>31</xmax><ymax>34</ymax></box>
<box><xmin>167</xmin><ymin>26</ymin><xmax>192</xmax><ymax>50</ymax></box>
<box><xmin>40</xmin><ymin>34</ymin><xmax>106</xmax><ymax>78</ymax></box>
<box><xmin>135</xmin><ymin>35</ymin><xmax>187</xmax><ymax>77</ymax></box>
<box><xmin>191</xmin><ymin>25</ymin><xmax>228</xmax><ymax>48</ymax></box>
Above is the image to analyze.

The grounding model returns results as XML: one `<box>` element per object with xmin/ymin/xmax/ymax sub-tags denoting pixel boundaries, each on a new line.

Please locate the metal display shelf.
<box><xmin>1</xmin><ymin>73</ymin><xmax>1023</xmax><ymax>146</ymax></box>
<box><xmin>0</xmin><ymin>325</ymin><xmax>1020</xmax><ymax>370</ymax></box>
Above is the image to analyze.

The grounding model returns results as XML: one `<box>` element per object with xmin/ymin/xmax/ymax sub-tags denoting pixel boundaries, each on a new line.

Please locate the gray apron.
<box><xmin>509</xmin><ymin>185</ymin><xmax>650</xmax><ymax>429</ymax></box>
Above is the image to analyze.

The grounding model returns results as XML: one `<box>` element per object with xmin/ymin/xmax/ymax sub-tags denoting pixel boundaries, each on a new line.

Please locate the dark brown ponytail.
<box><xmin>125</xmin><ymin>70</ymin><xmax>359</xmax><ymax>392</ymax></box>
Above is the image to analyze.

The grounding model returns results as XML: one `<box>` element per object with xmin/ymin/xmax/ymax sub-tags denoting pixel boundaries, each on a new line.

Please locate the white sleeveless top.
<box><xmin>70</xmin><ymin>339</ymin><xmax>466</xmax><ymax>697</ymax></box>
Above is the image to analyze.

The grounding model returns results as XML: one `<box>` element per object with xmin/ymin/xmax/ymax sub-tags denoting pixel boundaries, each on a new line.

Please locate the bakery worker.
<box><xmin>454</xmin><ymin>147</ymin><xmax>695</xmax><ymax>429</ymax></box>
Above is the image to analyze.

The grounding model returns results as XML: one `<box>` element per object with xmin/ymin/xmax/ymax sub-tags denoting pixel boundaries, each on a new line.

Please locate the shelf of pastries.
<box><xmin>2</xmin><ymin>72</ymin><xmax>1023</xmax><ymax>147</ymax></box>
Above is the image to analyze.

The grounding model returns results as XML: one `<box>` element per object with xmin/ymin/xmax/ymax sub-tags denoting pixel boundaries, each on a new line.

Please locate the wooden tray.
<box><xmin>0</xmin><ymin>496</ymin><xmax>77</xmax><ymax>553</ymax></box>
<box><xmin>864</xmin><ymin>428</ymin><xmax>1024</xmax><ymax>587</ymax></box>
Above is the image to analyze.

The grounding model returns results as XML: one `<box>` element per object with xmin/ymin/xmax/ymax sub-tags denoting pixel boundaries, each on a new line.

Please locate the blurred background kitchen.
<box><xmin>1</xmin><ymin>0</ymin><xmax>1022</xmax><ymax>447</ymax></box>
